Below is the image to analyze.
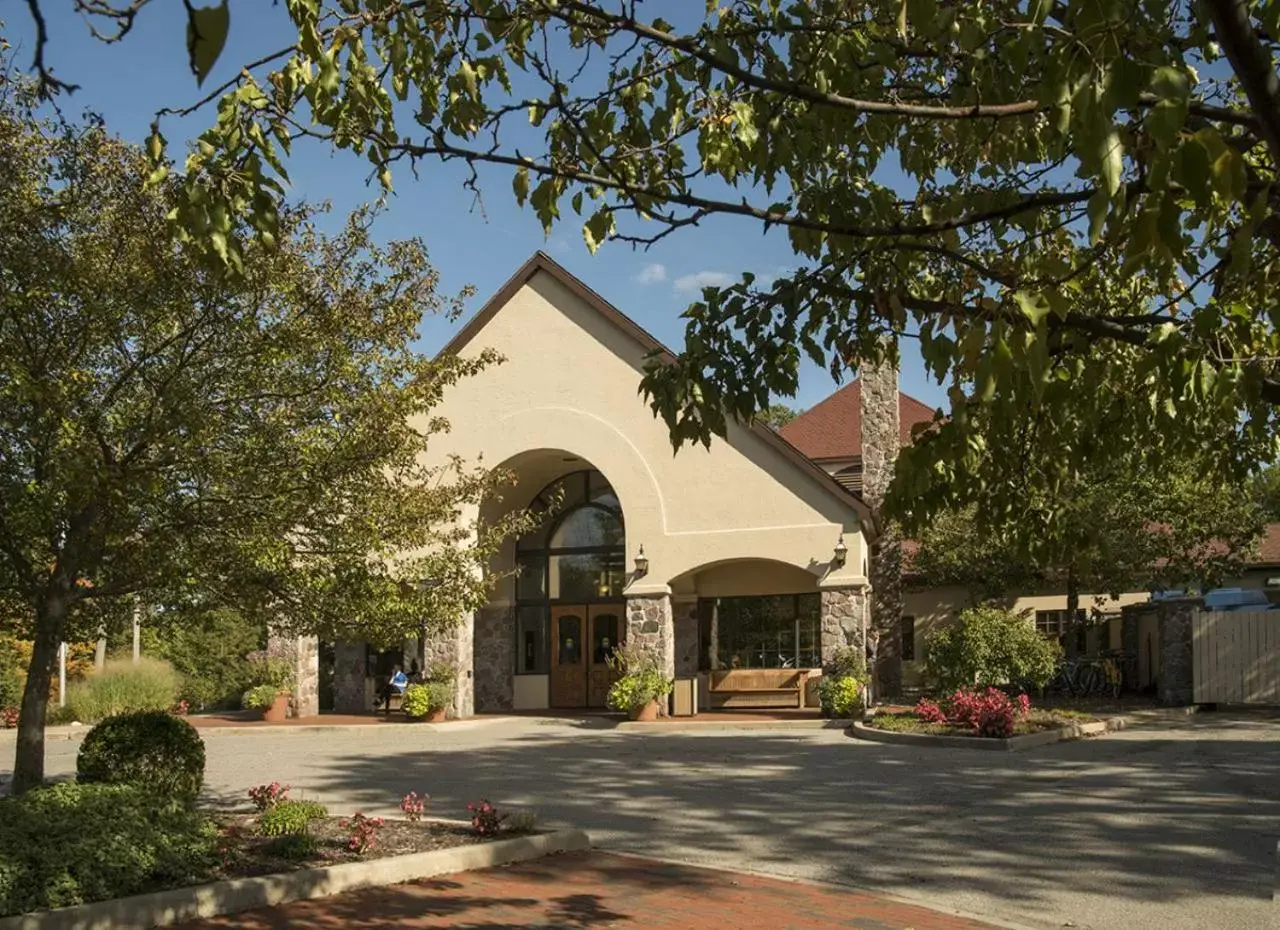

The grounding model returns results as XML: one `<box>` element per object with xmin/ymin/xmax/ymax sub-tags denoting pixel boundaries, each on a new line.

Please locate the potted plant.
<box><xmin>605</xmin><ymin>643</ymin><xmax>674</xmax><ymax>721</ymax></box>
<box><xmin>242</xmin><ymin>648</ymin><xmax>295</xmax><ymax>721</ymax></box>
<box><xmin>818</xmin><ymin>645</ymin><xmax>870</xmax><ymax>720</ymax></box>
<box><xmin>242</xmin><ymin>683</ymin><xmax>290</xmax><ymax>722</ymax></box>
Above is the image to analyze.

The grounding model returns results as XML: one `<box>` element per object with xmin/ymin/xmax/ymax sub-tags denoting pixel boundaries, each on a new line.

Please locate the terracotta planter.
<box><xmin>262</xmin><ymin>692</ymin><xmax>290</xmax><ymax>722</ymax></box>
<box><xmin>426</xmin><ymin>708</ymin><xmax>447</xmax><ymax>723</ymax></box>
<box><xmin>628</xmin><ymin>700</ymin><xmax>660</xmax><ymax>722</ymax></box>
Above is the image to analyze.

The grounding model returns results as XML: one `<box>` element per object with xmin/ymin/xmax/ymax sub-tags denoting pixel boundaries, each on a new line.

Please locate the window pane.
<box><xmin>901</xmin><ymin>616</ymin><xmax>916</xmax><ymax>662</ymax></box>
<box><xmin>516</xmin><ymin>555</ymin><xmax>546</xmax><ymax>601</ymax></box>
<box><xmin>516</xmin><ymin>606</ymin><xmax>548</xmax><ymax>674</ymax></box>
<box><xmin>550</xmin><ymin>506</ymin><xmax>624</xmax><ymax>549</ymax></box>
<box><xmin>549</xmin><ymin>552</ymin><xmax>625</xmax><ymax>600</ymax></box>
<box><xmin>557</xmin><ymin>614</ymin><xmax>583</xmax><ymax>665</ymax></box>
<box><xmin>591</xmin><ymin>614</ymin><xmax>620</xmax><ymax>664</ymax></box>
<box><xmin>797</xmin><ymin>594</ymin><xmax>821</xmax><ymax>668</ymax></box>
<box><xmin>711</xmin><ymin>595</ymin><xmax>803</xmax><ymax>669</ymax></box>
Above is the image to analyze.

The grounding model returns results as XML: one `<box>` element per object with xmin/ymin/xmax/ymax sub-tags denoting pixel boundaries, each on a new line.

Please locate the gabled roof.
<box><xmin>441</xmin><ymin>252</ymin><xmax>874</xmax><ymax>527</ymax></box>
<box><xmin>779</xmin><ymin>379</ymin><xmax>939</xmax><ymax>461</ymax></box>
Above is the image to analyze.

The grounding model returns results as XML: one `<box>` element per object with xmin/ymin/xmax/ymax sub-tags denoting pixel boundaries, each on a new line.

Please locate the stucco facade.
<box><xmin>401</xmin><ymin>253</ymin><xmax>873</xmax><ymax>715</ymax></box>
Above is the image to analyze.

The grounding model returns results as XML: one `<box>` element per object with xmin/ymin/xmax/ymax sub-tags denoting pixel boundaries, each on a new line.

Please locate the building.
<box><xmin>330</xmin><ymin>252</ymin><xmax>877</xmax><ymax>715</ymax></box>
<box><xmin>322</xmin><ymin>253</ymin><xmax>1280</xmax><ymax>715</ymax></box>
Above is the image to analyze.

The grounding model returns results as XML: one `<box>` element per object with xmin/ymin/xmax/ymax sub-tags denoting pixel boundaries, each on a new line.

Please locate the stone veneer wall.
<box><xmin>332</xmin><ymin>642</ymin><xmax>368</xmax><ymax>714</ymax></box>
<box><xmin>474</xmin><ymin>606</ymin><xmax>515</xmax><ymax>712</ymax></box>
<box><xmin>424</xmin><ymin>617</ymin><xmax>476</xmax><ymax>718</ymax></box>
<box><xmin>820</xmin><ymin>586</ymin><xmax>869</xmax><ymax>667</ymax></box>
<box><xmin>860</xmin><ymin>354</ymin><xmax>904</xmax><ymax>697</ymax></box>
<box><xmin>672</xmin><ymin>597</ymin><xmax>700</xmax><ymax>679</ymax></box>
<box><xmin>266</xmin><ymin>631</ymin><xmax>320</xmax><ymax>718</ymax></box>
<box><xmin>626</xmin><ymin>594</ymin><xmax>675</xmax><ymax>713</ymax></box>
<box><xmin>1157</xmin><ymin>598</ymin><xmax>1199</xmax><ymax>706</ymax></box>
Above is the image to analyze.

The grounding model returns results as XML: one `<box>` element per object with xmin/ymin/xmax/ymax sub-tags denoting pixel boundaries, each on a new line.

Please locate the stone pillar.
<box><xmin>1158</xmin><ymin>598</ymin><xmax>1198</xmax><ymax>706</ymax></box>
<box><xmin>626</xmin><ymin>594</ymin><xmax>675</xmax><ymax>712</ymax></box>
<box><xmin>267</xmin><ymin>631</ymin><xmax>320</xmax><ymax>718</ymax></box>
<box><xmin>474</xmin><ymin>606</ymin><xmax>514</xmax><ymax>713</ymax></box>
<box><xmin>820</xmin><ymin>586</ymin><xmax>870</xmax><ymax>667</ymax></box>
<box><xmin>424</xmin><ymin>616</ymin><xmax>476</xmax><ymax>718</ymax></box>
<box><xmin>860</xmin><ymin>353</ymin><xmax>904</xmax><ymax>697</ymax></box>
<box><xmin>672</xmin><ymin>597</ymin><xmax>700</xmax><ymax>679</ymax></box>
<box><xmin>332</xmin><ymin>642</ymin><xmax>368</xmax><ymax>715</ymax></box>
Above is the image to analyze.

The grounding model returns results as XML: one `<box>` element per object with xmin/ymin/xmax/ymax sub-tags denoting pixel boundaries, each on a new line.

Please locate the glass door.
<box><xmin>587</xmin><ymin>607</ymin><xmax>624</xmax><ymax>707</ymax></box>
<box><xmin>550</xmin><ymin>607</ymin><xmax>587</xmax><ymax>708</ymax></box>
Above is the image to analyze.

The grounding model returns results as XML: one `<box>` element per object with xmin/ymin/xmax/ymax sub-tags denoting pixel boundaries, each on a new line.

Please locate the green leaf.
<box><xmin>512</xmin><ymin>166</ymin><xmax>530</xmax><ymax>206</ymax></box>
<box><xmin>1086</xmin><ymin>188</ymin><xmax>1109</xmax><ymax>244</ymax></box>
<box><xmin>1099</xmin><ymin>128</ymin><xmax>1123</xmax><ymax>196</ymax></box>
<box><xmin>1015</xmin><ymin>291</ymin><xmax>1050</xmax><ymax>326</ymax></box>
<box><xmin>186</xmin><ymin>0</ymin><xmax>231</xmax><ymax>87</ymax></box>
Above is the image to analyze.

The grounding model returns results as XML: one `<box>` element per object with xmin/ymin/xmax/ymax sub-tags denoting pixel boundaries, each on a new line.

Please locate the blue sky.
<box><xmin>7</xmin><ymin>2</ymin><xmax>948</xmax><ymax>413</ymax></box>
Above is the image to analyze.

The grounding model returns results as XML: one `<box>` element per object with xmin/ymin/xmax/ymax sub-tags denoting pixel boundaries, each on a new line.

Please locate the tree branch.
<box><xmin>1202</xmin><ymin>0</ymin><xmax>1280</xmax><ymax>166</ymax></box>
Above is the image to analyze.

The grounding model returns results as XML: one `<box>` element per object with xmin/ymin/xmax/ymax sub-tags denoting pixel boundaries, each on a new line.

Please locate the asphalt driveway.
<box><xmin>7</xmin><ymin>711</ymin><xmax>1278</xmax><ymax>930</ymax></box>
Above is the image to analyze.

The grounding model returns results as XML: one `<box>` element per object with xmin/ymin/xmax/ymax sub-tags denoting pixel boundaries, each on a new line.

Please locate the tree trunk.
<box><xmin>1065</xmin><ymin>567</ymin><xmax>1081</xmax><ymax>658</ymax></box>
<box><xmin>12</xmin><ymin>597</ymin><xmax>67</xmax><ymax>794</ymax></box>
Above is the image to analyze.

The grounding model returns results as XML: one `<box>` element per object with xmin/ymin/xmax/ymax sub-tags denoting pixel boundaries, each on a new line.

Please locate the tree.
<box><xmin>908</xmin><ymin>415</ymin><xmax>1268</xmax><ymax>617</ymax></box>
<box><xmin>0</xmin><ymin>75</ymin><xmax>529</xmax><ymax>792</ymax></box>
<box><xmin>758</xmin><ymin>403</ymin><xmax>800</xmax><ymax>430</ymax></box>
<box><xmin>18</xmin><ymin>1</ymin><xmax>1280</xmax><ymax>519</ymax></box>
<box><xmin>1249</xmin><ymin>463</ymin><xmax>1280</xmax><ymax>521</ymax></box>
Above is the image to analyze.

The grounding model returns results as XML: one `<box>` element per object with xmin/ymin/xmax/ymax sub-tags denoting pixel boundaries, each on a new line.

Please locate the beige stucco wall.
<box><xmin>900</xmin><ymin>586</ymin><xmax>1151</xmax><ymax>689</ymax></box>
<box><xmin>421</xmin><ymin>269</ymin><xmax>869</xmax><ymax>595</ymax></box>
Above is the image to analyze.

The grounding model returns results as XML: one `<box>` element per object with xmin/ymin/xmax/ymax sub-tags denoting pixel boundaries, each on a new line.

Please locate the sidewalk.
<box><xmin>177</xmin><ymin>851</ymin><xmax>1013</xmax><ymax>930</ymax></box>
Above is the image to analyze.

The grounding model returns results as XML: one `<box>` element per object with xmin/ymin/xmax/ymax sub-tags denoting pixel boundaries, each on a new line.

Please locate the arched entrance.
<box><xmin>514</xmin><ymin>468</ymin><xmax>626</xmax><ymax>708</ymax></box>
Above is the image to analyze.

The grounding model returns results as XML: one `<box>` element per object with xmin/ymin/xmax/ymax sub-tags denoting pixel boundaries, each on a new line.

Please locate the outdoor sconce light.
<box><xmin>833</xmin><ymin>534</ymin><xmax>848</xmax><ymax>567</ymax></box>
<box><xmin>634</xmin><ymin>545</ymin><xmax>649</xmax><ymax>578</ymax></box>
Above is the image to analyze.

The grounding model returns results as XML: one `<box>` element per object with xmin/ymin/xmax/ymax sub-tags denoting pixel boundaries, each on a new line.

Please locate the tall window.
<box><xmin>1035</xmin><ymin>609</ymin><xmax>1086</xmax><ymax>637</ymax></box>
<box><xmin>697</xmin><ymin>594</ymin><xmax>821</xmax><ymax>670</ymax></box>
<box><xmin>514</xmin><ymin>470</ymin><xmax>625</xmax><ymax>674</ymax></box>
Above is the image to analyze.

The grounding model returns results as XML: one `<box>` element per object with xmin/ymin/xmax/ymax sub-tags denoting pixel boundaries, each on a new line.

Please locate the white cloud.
<box><xmin>634</xmin><ymin>263</ymin><xmax>667</xmax><ymax>285</ymax></box>
<box><xmin>673</xmin><ymin>270</ymin><xmax>734</xmax><ymax>294</ymax></box>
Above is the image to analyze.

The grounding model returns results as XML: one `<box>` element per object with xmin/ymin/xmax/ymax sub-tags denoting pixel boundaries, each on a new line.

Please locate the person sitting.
<box><xmin>378</xmin><ymin>665</ymin><xmax>409</xmax><ymax>714</ymax></box>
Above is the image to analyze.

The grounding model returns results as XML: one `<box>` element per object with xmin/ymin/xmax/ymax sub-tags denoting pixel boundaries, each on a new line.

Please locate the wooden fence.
<box><xmin>1192</xmin><ymin>611</ymin><xmax>1280</xmax><ymax>704</ymax></box>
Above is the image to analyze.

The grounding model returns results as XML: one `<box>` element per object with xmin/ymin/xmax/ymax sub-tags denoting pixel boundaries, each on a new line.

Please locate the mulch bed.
<box><xmin>213</xmin><ymin>816</ymin><xmax>497</xmax><ymax>878</ymax></box>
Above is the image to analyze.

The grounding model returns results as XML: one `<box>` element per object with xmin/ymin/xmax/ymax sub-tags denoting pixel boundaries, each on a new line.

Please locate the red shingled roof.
<box><xmin>1257</xmin><ymin>523</ymin><xmax>1280</xmax><ymax>566</ymax></box>
<box><xmin>778</xmin><ymin>380</ymin><xmax>940</xmax><ymax>461</ymax></box>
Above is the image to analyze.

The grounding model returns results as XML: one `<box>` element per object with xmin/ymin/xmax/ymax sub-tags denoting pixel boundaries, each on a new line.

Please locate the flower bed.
<box><xmin>213</xmin><ymin>815</ymin><xmax>504</xmax><ymax>878</ymax></box>
<box><xmin>867</xmin><ymin>708</ymin><xmax>1095</xmax><ymax>737</ymax></box>
<box><xmin>865</xmin><ymin>687</ymin><xmax>1098</xmax><ymax>739</ymax></box>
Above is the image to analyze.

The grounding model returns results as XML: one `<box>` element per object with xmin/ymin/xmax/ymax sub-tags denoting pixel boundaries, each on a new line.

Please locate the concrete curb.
<box><xmin>0</xmin><ymin>828</ymin><xmax>590</xmax><ymax>930</ymax></box>
<box><xmin>616</xmin><ymin>718</ymin><xmax>851</xmax><ymax>732</ymax></box>
<box><xmin>850</xmin><ymin>716</ymin><xmax>1121</xmax><ymax>752</ymax></box>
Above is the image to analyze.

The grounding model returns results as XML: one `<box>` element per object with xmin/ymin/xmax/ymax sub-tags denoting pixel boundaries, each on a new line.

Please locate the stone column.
<box><xmin>1158</xmin><ymin>598</ymin><xmax>1199</xmax><ymax>706</ymax></box>
<box><xmin>423</xmin><ymin>616</ymin><xmax>476</xmax><ymax>718</ymax></box>
<box><xmin>626</xmin><ymin>594</ymin><xmax>675</xmax><ymax>713</ymax></box>
<box><xmin>671</xmin><ymin>597</ymin><xmax>700</xmax><ymax>679</ymax></box>
<box><xmin>861</xmin><ymin>353</ymin><xmax>904</xmax><ymax>697</ymax></box>
<box><xmin>473</xmin><ymin>606</ymin><xmax>514</xmax><ymax>713</ymax></box>
<box><xmin>267</xmin><ymin>631</ymin><xmax>320</xmax><ymax>718</ymax></box>
<box><xmin>820</xmin><ymin>586</ymin><xmax>870</xmax><ymax>667</ymax></box>
<box><xmin>332</xmin><ymin>642</ymin><xmax>368</xmax><ymax>715</ymax></box>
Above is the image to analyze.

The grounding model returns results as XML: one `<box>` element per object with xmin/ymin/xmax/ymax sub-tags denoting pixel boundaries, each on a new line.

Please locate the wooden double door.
<box><xmin>550</xmin><ymin>604</ymin><xmax>625</xmax><ymax>708</ymax></box>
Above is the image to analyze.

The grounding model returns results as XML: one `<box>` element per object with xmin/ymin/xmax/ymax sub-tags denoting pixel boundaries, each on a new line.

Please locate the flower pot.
<box><xmin>628</xmin><ymin>700</ymin><xmax>660</xmax><ymax>722</ymax></box>
<box><xmin>262</xmin><ymin>692</ymin><xmax>290</xmax><ymax>722</ymax></box>
<box><xmin>426</xmin><ymin>708</ymin><xmax>447</xmax><ymax>723</ymax></box>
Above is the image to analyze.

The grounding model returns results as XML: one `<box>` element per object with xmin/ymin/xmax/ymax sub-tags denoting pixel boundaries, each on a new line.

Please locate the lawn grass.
<box><xmin>867</xmin><ymin>708</ymin><xmax>1100</xmax><ymax>738</ymax></box>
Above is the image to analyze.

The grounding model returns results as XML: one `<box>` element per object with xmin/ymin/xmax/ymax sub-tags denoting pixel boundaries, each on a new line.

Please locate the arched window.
<box><xmin>514</xmin><ymin>470</ymin><xmax>625</xmax><ymax>675</ymax></box>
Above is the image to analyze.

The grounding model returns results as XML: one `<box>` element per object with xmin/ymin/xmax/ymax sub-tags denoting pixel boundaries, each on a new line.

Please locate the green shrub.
<box><xmin>266</xmin><ymin>833</ymin><xmax>319</xmax><ymax>861</ymax></box>
<box><xmin>818</xmin><ymin>676</ymin><xmax>864</xmax><ymax>718</ymax></box>
<box><xmin>925</xmin><ymin>605</ymin><xmax>1061</xmax><ymax>693</ymax></box>
<box><xmin>46</xmin><ymin>704</ymin><xmax>77</xmax><ymax>725</ymax></box>
<box><xmin>401</xmin><ymin>683</ymin><xmax>430</xmax><ymax>717</ymax></box>
<box><xmin>424</xmin><ymin>662</ymin><xmax>455</xmax><ymax>685</ymax></box>
<box><xmin>65</xmin><ymin>658</ymin><xmax>179</xmax><ymax>723</ymax></box>
<box><xmin>0</xmin><ymin>782</ymin><xmax>216</xmax><ymax>917</ymax></box>
<box><xmin>242</xmin><ymin>683</ymin><xmax>283</xmax><ymax>710</ymax></box>
<box><xmin>77</xmin><ymin>711</ymin><xmax>206</xmax><ymax>804</ymax></box>
<box><xmin>823</xmin><ymin>645</ymin><xmax>867</xmax><ymax>680</ymax></box>
<box><xmin>258</xmin><ymin>800</ymin><xmax>328</xmax><ymax>837</ymax></box>
<box><xmin>142</xmin><ymin>609</ymin><xmax>266</xmax><ymax>711</ymax></box>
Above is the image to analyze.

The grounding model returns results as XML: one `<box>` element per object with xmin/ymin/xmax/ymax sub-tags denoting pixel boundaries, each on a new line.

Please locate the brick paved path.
<box><xmin>180</xmin><ymin>852</ymin><xmax>1004</xmax><ymax>930</ymax></box>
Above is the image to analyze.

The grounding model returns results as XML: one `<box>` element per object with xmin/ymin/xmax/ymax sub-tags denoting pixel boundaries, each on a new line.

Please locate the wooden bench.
<box><xmin>708</xmin><ymin>669</ymin><xmax>809</xmax><ymax>709</ymax></box>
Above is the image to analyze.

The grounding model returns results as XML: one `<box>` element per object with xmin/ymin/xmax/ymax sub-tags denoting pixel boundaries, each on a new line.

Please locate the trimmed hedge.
<box><xmin>0</xmin><ymin>783</ymin><xmax>216</xmax><ymax>916</ymax></box>
<box><xmin>77</xmin><ymin>711</ymin><xmax>206</xmax><ymax>804</ymax></box>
